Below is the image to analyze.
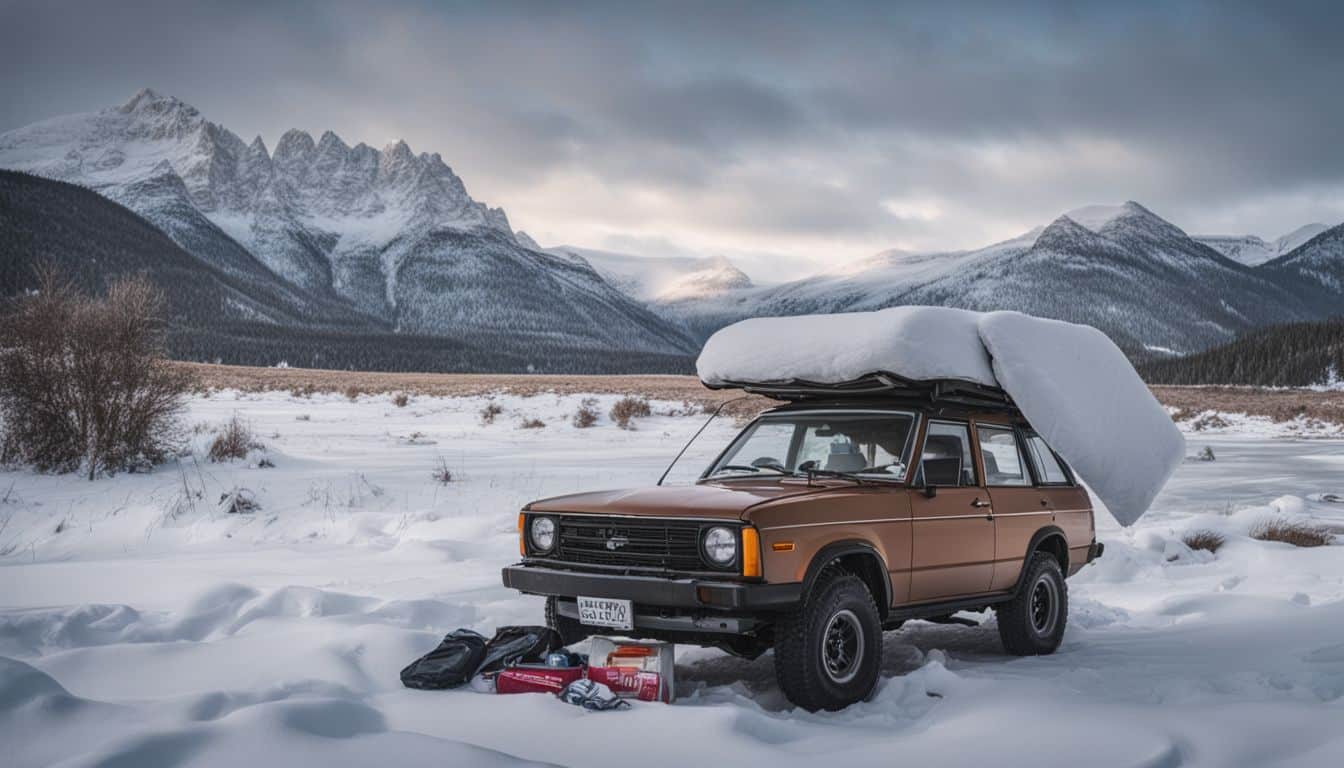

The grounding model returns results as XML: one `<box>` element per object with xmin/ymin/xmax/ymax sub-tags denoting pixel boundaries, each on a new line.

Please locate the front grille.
<box><xmin>552</xmin><ymin>515</ymin><xmax>710</xmax><ymax>571</ymax></box>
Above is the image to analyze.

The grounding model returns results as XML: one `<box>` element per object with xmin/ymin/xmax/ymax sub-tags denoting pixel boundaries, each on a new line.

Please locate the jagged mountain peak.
<box><xmin>120</xmin><ymin>87</ymin><xmax>188</xmax><ymax>114</ymax></box>
<box><xmin>274</xmin><ymin>128</ymin><xmax>316</xmax><ymax>161</ymax></box>
<box><xmin>317</xmin><ymin>130</ymin><xmax>349</xmax><ymax>153</ymax></box>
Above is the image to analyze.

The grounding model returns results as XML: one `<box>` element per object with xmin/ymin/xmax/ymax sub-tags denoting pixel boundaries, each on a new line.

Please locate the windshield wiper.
<box><xmin>711</xmin><ymin>462</ymin><xmax>794</xmax><ymax>478</ymax></box>
<box><xmin>802</xmin><ymin>466</ymin><xmax>905</xmax><ymax>486</ymax></box>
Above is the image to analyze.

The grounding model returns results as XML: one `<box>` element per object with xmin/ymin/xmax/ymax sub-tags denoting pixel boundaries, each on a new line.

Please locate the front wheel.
<box><xmin>545</xmin><ymin>596</ymin><xmax>591</xmax><ymax>647</ymax></box>
<box><xmin>995</xmin><ymin>552</ymin><xmax>1068</xmax><ymax>655</ymax></box>
<box><xmin>773</xmin><ymin>569</ymin><xmax>883</xmax><ymax>711</ymax></box>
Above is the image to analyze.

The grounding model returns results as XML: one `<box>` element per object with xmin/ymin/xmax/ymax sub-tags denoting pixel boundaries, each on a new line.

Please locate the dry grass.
<box><xmin>1182</xmin><ymin>529</ymin><xmax>1226</xmax><ymax>553</ymax></box>
<box><xmin>431</xmin><ymin>457</ymin><xmax>453</xmax><ymax>485</ymax></box>
<box><xmin>1154</xmin><ymin>385</ymin><xmax>1344</xmax><ymax>426</ymax></box>
<box><xmin>1250</xmin><ymin>518</ymin><xmax>1334</xmax><ymax>548</ymax></box>
<box><xmin>480</xmin><ymin>402</ymin><xmax>504</xmax><ymax>425</ymax></box>
<box><xmin>519</xmin><ymin>417</ymin><xmax>547</xmax><ymax>429</ymax></box>
<box><xmin>572</xmin><ymin>398</ymin><xmax>600</xmax><ymax>429</ymax></box>
<box><xmin>392</xmin><ymin>392</ymin><xmax>410</xmax><ymax>408</ymax></box>
<box><xmin>175</xmin><ymin>363</ymin><xmax>1344</xmax><ymax>428</ymax></box>
<box><xmin>610</xmin><ymin>396</ymin><xmax>652</xmax><ymax>429</ymax></box>
<box><xmin>207</xmin><ymin>415</ymin><xmax>259</xmax><ymax>463</ymax></box>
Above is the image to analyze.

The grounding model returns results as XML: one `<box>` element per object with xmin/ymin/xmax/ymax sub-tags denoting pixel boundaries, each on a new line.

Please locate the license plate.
<box><xmin>577</xmin><ymin>596</ymin><xmax>634</xmax><ymax>631</ymax></box>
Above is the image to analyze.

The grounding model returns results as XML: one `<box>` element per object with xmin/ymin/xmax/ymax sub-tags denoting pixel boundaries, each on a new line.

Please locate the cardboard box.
<box><xmin>586</xmin><ymin>638</ymin><xmax>675</xmax><ymax>703</ymax></box>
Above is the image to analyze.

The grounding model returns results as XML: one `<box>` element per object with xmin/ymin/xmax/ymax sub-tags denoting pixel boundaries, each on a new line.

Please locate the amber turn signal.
<box><xmin>742</xmin><ymin>527</ymin><xmax>761</xmax><ymax>577</ymax></box>
<box><xmin>771</xmin><ymin>542</ymin><xmax>795</xmax><ymax>552</ymax></box>
<box><xmin>517</xmin><ymin>512</ymin><xmax>526</xmax><ymax>557</ymax></box>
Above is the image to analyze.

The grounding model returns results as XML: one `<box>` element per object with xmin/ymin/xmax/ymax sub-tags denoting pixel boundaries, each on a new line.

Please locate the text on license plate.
<box><xmin>577</xmin><ymin>596</ymin><xmax>633</xmax><ymax>630</ymax></box>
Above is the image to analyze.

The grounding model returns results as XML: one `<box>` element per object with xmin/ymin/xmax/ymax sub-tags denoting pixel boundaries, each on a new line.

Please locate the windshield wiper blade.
<box><xmin>804</xmin><ymin>467</ymin><xmax>904</xmax><ymax>485</ymax></box>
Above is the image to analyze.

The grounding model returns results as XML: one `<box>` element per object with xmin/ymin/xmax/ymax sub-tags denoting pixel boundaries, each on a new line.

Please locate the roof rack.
<box><xmin>706</xmin><ymin>371</ymin><xmax>1016</xmax><ymax>410</ymax></box>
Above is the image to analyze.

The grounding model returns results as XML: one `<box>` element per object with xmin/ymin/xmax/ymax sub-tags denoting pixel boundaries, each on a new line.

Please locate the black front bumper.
<box><xmin>502</xmin><ymin>563</ymin><xmax>802</xmax><ymax>611</ymax></box>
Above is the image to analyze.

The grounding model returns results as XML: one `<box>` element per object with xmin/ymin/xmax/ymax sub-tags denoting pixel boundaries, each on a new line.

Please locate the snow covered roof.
<box><xmin>697</xmin><ymin>307</ymin><xmax>1184</xmax><ymax>525</ymax></box>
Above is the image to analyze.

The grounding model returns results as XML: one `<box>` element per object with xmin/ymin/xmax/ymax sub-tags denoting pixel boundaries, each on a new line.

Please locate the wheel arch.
<box><xmin>1014</xmin><ymin>525</ymin><xmax>1069</xmax><ymax>594</ymax></box>
<box><xmin>801</xmin><ymin>540</ymin><xmax>893</xmax><ymax>619</ymax></box>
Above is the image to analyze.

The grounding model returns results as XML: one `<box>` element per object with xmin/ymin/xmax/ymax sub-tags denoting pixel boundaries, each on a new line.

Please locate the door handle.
<box><xmin>971</xmin><ymin>499</ymin><xmax>991</xmax><ymax>508</ymax></box>
<box><xmin>1040</xmin><ymin>498</ymin><xmax>1049</xmax><ymax>507</ymax></box>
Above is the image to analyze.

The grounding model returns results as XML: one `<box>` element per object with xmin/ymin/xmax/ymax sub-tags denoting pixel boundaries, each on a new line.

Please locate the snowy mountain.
<box><xmin>0</xmin><ymin>90</ymin><xmax>697</xmax><ymax>359</ymax></box>
<box><xmin>660</xmin><ymin>202</ymin><xmax>1340</xmax><ymax>354</ymax></box>
<box><xmin>1261</xmin><ymin>222</ymin><xmax>1344</xmax><ymax>294</ymax></box>
<box><xmin>542</xmin><ymin>244</ymin><xmax>753</xmax><ymax>302</ymax></box>
<box><xmin>1195</xmin><ymin>223</ymin><xmax>1330</xmax><ymax>266</ymax></box>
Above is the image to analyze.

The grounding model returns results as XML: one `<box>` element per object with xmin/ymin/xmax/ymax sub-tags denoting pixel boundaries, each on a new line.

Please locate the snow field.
<box><xmin>1</xmin><ymin>390</ymin><xmax>1343</xmax><ymax>767</ymax></box>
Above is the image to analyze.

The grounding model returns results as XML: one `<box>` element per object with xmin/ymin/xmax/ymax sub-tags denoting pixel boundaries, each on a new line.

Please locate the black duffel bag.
<box><xmin>400</xmin><ymin>629</ymin><xmax>488</xmax><ymax>690</ymax></box>
<box><xmin>400</xmin><ymin>625</ymin><xmax>563</xmax><ymax>690</ymax></box>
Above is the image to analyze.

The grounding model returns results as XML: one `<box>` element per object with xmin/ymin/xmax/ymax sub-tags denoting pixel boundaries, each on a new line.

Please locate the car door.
<box><xmin>976</xmin><ymin>422</ymin><xmax>1053</xmax><ymax>591</ymax></box>
<box><xmin>908</xmin><ymin>419</ymin><xmax>995</xmax><ymax>601</ymax></box>
<box><xmin>1023</xmin><ymin>431</ymin><xmax>1093</xmax><ymax>576</ymax></box>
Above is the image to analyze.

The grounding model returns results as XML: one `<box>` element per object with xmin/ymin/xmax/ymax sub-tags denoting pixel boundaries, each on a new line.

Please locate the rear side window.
<box><xmin>918</xmin><ymin>421</ymin><xmax>977</xmax><ymax>487</ymax></box>
<box><xmin>1025</xmin><ymin>434</ymin><xmax>1070</xmax><ymax>484</ymax></box>
<box><xmin>976</xmin><ymin>425</ymin><xmax>1031</xmax><ymax>486</ymax></box>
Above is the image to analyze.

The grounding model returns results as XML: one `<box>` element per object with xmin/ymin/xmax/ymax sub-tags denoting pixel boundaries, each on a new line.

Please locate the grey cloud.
<box><xmin>2</xmin><ymin>0</ymin><xmax>1342</xmax><ymax>276</ymax></box>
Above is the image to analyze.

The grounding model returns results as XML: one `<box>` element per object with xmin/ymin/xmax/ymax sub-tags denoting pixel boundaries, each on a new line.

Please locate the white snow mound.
<box><xmin>697</xmin><ymin>307</ymin><xmax>1184</xmax><ymax>525</ymax></box>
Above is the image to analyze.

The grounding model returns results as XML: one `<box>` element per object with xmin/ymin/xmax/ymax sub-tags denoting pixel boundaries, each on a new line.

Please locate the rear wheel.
<box><xmin>996</xmin><ymin>552</ymin><xmax>1068</xmax><ymax>655</ymax></box>
<box><xmin>545</xmin><ymin>596</ymin><xmax>591</xmax><ymax>647</ymax></box>
<box><xmin>773</xmin><ymin>569</ymin><xmax>883</xmax><ymax>711</ymax></box>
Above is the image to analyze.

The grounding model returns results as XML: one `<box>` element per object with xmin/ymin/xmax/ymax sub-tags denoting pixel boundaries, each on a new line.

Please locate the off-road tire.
<box><xmin>773</xmin><ymin>568</ymin><xmax>883</xmax><ymax>711</ymax></box>
<box><xmin>545</xmin><ymin>596</ymin><xmax>591</xmax><ymax>647</ymax></box>
<box><xmin>996</xmin><ymin>552</ymin><xmax>1068</xmax><ymax>655</ymax></box>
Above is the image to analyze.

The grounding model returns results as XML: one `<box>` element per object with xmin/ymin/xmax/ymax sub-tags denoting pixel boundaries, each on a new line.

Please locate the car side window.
<box><xmin>1025</xmin><ymin>433</ymin><xmax>1070</xmax><ymax>485</ymax></box>
<box><xmin>976</xmin><ymin>425</ymin><xmax>1031</xmax><ymax>486</ymax></box>
<box><xmin>918</xmin><ymin>421</ymin><xmax>977</xmax><ymax>487</ymax></box>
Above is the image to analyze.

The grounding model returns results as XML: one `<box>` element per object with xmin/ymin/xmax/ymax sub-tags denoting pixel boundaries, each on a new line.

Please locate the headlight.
<box><xmin>530</xmin><ymin>516</ymin><xmax>556</xmax><ymax>552</ymax></box>
<box><xmin>702</xmin><ymin>526</ymin><xmax>737</xmax><ymax>566</ymax></box>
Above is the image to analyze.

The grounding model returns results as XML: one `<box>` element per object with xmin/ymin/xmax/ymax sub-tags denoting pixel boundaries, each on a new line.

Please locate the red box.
<box><xmin>495</xmin><ymin>664</ymin><xmax>584</xmax><ymax>695</ymax></box>
<box><xmin>586</xmin><ymin>666</ymin><xmax>670</xmax><ymax>703</ymax></box>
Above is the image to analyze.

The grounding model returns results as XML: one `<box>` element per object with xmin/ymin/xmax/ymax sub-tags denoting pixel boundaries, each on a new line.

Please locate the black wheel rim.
<box><xmin>822</xmin><ymin>609</ymin><xmax>864</xmax><ymax>684</ymax></box>
<box><xmin>1030</xmin><ymin>575</ymin><xmax>1059</xmax><ymax>636</ymax></box>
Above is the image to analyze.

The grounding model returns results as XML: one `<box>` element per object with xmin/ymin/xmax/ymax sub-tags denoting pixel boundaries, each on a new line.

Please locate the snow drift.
<box><xmin>696</xmin><ymin>307</ymin><xmax>1184</xmax><ymax>525</ymax></box>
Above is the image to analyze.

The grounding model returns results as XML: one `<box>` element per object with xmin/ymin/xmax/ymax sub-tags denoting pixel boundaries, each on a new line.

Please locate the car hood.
<box><xmin>525</xmin><ymin>480</ymin><xmax>830</xmax><ymax>520</ymax></box>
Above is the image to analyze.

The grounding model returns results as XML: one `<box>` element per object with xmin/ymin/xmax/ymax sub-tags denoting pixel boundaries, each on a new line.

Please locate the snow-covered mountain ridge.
<box><xmin>0</xmin><ymin>90</ymin><xmax>698</xmax><ymax>359</ymax></box>
<box><xmin>654</xmin><ymin>201</ymin><xmax>1343</xmax><ymax>354</ymax></box>
<box><xmin>1195</xmin><ymin>223</ymin><xmax>1330</xmax><ymax>266</ymax></box>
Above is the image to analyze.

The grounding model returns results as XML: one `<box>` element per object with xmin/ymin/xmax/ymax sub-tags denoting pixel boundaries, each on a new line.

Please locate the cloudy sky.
<box><xmin>3</xmin><ymin>0</ymin><xmax>1342</xmax><ymax>279</ymax></box>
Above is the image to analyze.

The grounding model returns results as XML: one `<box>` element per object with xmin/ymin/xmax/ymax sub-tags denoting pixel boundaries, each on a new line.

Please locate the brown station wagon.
<box><xmin>502</xmin><ymin>376</ymin><xmax>1104</xmax><ymax>711</ymax></box>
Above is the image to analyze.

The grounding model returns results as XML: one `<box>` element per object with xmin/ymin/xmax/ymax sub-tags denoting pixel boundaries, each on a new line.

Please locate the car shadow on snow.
<box><xmin>675</xmin><ymin>616</ymin><xmax>1008</xmax><ymax>712</ymax></box>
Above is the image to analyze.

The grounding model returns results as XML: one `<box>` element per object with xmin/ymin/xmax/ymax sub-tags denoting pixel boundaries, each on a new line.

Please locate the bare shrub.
<box><xmin>610</xmin><ymin>396</ymin><xmax>652</xmax><ymax>429</ymax></box>
<box><xmin>208</xmin><ymin>415</ymin><xmax>260</xmax><ymax>462</ymax></box>
<box><xmin>1250</xmin><ymin>518</ymin><xmax>1334</xmax><ymax>548</ymax></box>
<box><xmin>1197</xmin><ymin>446</ymin><xmax>1216</xmax><ymax>461</ymax></box>
<box><xmin>295</xmin><ymin>414</ymin><xmax>311</xmax><ymax>421</ymax></box>
<box><xmin>573</xmin><ymin>398</ymin><xmax>599</xmax><ymax>428</ymax></box>
<box><xmin>0</xmin><ymin>268</ymin><xmax>194</xmax><ymax>479</ymax></box>
<box><xmin>392</xmin><ymin>392</ymin><xmax>410</xmax><ymax>408</ymax></box>
<box><xmin>1182</xmin><ymin>529</ymin><xmax>1226</xmax><ymax>553</ymax></box>
<box><xmin>519</xmin><ymin>417</ymin><xmax>546</xmax><ymax>429</ymax></box>
<box><xmin>432</xmin><ymin>457</ymin><xmax>454</xmax><ymax>484</ymax></box>
<box><xmin>480</xmin><ymin>402</ymin><xmax>504</xmax><ymax>425</ymax></box>
<box><xmin>1188</xmin><ymin>413</ymin><xmax>1231</xmax><ymax>432</ymax></box>
<box><xmin>344</xmin><ymin>385</ymin><xmax>363</xmax><ymax>402</ymax></box>
<box><xmin>218</xmin><ymin>487</ymin><xmax>260</xmax><ymax>515</ymax></box>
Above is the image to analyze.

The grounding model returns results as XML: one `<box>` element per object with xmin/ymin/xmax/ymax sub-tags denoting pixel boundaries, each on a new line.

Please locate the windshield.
<box><xmin>704</xmin><ymin>410</ymin><xmax>916</xmax><ymax>481</ymax></box>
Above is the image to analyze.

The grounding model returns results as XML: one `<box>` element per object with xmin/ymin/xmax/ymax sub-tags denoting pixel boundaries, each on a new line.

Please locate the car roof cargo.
<box><xmin>696</xmin><ymin>306</ymin><xmax>1184</xmax><ymax>526</ymax></box>
<box><xmin>711</xmin><ymin>371</ymin><xmax>1017</xmax><ymax>411</ymax></box>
